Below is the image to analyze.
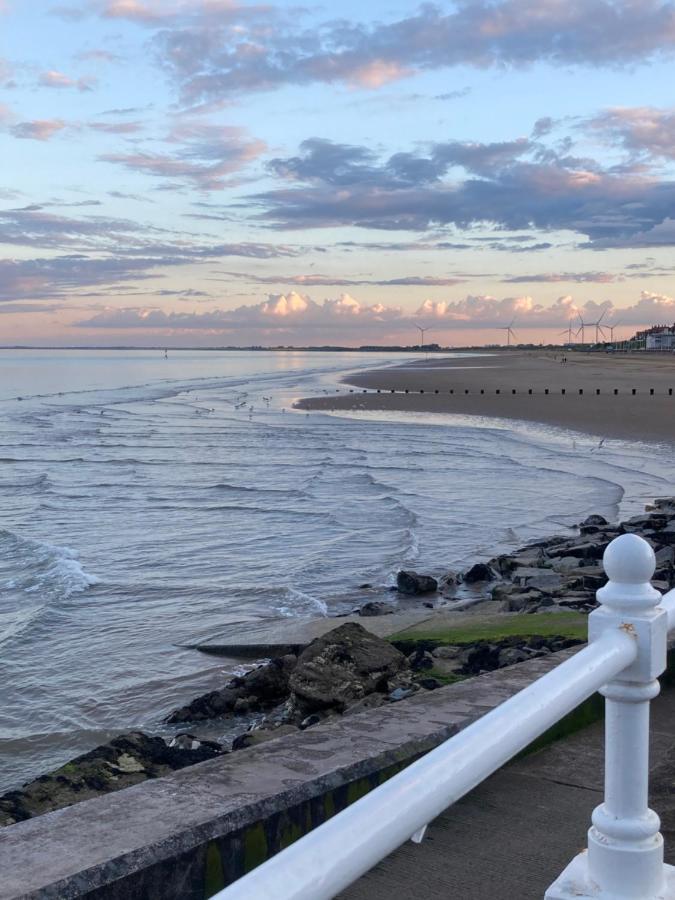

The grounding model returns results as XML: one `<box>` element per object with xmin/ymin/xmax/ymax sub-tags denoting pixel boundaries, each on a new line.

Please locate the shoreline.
<box><xmin>297</xmin><ymin>350</ymin><xmax>675</xmax><ymax>444</ymax></box>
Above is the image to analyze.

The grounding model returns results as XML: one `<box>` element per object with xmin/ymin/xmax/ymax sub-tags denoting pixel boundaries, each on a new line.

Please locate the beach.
<box><xmin>297</xmin><ymin>350</ymin><xmax>675</xmax><ymax>443</ymax></box>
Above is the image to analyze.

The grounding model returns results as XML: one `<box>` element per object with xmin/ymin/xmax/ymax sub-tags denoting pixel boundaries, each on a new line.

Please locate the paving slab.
<box><xmin>339</xmin><ymin>688</ymin><xmax>675</xmax><ymax>900</ymax></box>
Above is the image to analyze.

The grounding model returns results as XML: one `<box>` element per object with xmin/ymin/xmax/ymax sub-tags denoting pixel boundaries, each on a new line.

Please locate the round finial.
<box><xmin>603</xmin><ymin>533</ymin><xmax>656</xmax><ymax>584</ymax></box>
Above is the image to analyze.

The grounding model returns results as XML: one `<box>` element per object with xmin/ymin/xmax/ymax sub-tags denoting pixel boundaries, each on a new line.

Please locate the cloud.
<box><xmin>74</xmin><ymin>290</ymin><xmax>675</xmax><ymax>338</ymax></box>
<box><xmin>88</xmin><ymin>120</ymin><xmax>144</xmax><ymax>134</ymax></box>
<box><xmin>503</xmin><ymin>272</ymin><xmax>617</xmax><ymax>283</ymax></box>
<box><xmin>100</xmin><ymin>123</ymin><xmax>266</xmax><ymax>189</ymax></box>
<box><xmin>0</xmin><ymin>255</ymin><xmax>170</xmax><ymax>301</ymax></box>
<box><xmin>0</xmin><ymin>204</ymin><xmax>297</xmax><ymax>258</ymax></box>
<box><xmin>10</xmin><ymin>119</ymin><xmax>67</xmax><ymax>140</ymax></box>
<box><xmin>253</xmin><ymin>135</ymin><xmax>675</xmax><ymax>248</ymax></box>
<box><xmin>588</xmin><ymin>106</ymin><xmax>675</xmax><ymax>161</ymax></box>
<box><xmin>222</xmin><ymin>272</ymin><xmax>466</xmax><ymax>287</ymax></box>
<box><xmin>144</xmin><ymin>1</ymin><xmax>675</xmax><ymax>102</ymax></box>
<box><xmin>39</xmin><ymin>70</ymin><xmax>97</xmax><ymax>91</ymax></box>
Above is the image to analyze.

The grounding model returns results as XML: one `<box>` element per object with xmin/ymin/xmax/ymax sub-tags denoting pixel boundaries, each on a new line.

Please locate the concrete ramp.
<box><xmin>181</xmin><ymin>611</ymin><xmax>437</xmax><ymax>657</ymax></box>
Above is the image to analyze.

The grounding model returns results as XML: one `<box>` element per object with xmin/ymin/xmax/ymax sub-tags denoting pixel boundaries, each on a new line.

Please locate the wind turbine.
<box><xmin>500</xmin><ymin>318</ymin><xmax>517</xmax><ymax>347</ymax></box>
<box><xmin>415</xmin><ymin>324</ymin><xmax>432</xmax><ymax>359</ymax></box>
<box><xmin>593</xmin><ymin>309</ymin><xmax>609</xmax><ymax>343</ymax></box>
<box><xmin>415</xmin><ymin>324</ymin><xmax>429</xmax><ymax>347</ymax></box>
<box><xmin>576</xmin><ymin>313</ymin><xmax>587</xmax><ymax>345</ymax></box>
<box><xmin>559</xmin><ymin>321</ymin><xmax>575</xmax><ymax>344</ymax></box>
<box><xmin>606</xmin><ymin>321</ymin><xmax>622</xmax><ymax>342</ymax></box>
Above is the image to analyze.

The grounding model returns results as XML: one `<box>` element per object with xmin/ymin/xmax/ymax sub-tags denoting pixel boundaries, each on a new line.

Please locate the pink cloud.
<box><xmin>39</xmin><ymin>70</ymin><xmax>97</xmax><ymax>91</ymax></box>
<box><xmin>346</xmin><ymin>60</ymin><xmax>411</xmax><ymax>89</ymax></box>
<box><xmin>10</xmin><ymin>119</ymin><xmax>67</xmax><ymax>140</ymax></box>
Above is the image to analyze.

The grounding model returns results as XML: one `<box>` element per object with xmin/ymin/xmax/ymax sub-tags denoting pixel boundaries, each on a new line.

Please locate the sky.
<box><xmin>2</xmin><ymin>0</ymin><xmax>675</xmax><ymax>347</ymax></box>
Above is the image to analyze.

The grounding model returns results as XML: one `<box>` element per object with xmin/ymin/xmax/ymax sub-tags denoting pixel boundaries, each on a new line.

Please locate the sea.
<box><xmin>1</xmin><ymin>348</ymin><xmax>674</xmax><ymax>793</ymax></box>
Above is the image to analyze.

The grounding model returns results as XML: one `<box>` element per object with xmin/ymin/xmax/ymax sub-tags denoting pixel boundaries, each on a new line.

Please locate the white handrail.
<box><xmin>214</xmin><ymin>533</ymin><xmax>675</xmax><ymax>900</ymax></box>
<box><xmin>215</xmin><ymin>631</ymin><xmax>635</xmax><ymax>900</ymax></box>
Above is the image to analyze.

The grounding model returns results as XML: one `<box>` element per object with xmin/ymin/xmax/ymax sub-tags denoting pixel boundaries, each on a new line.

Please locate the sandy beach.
<box><xmin>298</xmin><ymin>351</ymin><xmax>675</xmax><ymax>443</ymax></box>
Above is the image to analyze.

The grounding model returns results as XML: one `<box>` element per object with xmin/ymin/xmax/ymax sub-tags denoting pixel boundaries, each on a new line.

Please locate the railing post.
<box><xmin>546</xmin><ymin>533</ymin><xmax>675</xmax><ymax>899</ymax></box>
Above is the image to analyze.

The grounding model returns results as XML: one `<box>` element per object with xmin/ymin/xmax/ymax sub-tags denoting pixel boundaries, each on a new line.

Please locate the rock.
<box><xmin>407</xmin><ymin>649</ymin><xmax>434</xmax><ymax>671</ymax></box>
<box><xmin>0</xmin><ymin>731</ymin><xmax>224</xmax><ymax>827</ymax></box>
<box><xmin>432</xmin><ymin>646</ymin><xmax>461</xmax><ymax>660</ymax></box>
<box><xmin>288</xmin><ymin>622</ymin><xmax>408</xmax><ymax>717</ymax></box>
<box><xmin>657</xmin><ymin>524</ymin><xmax>675</xmax><ymax>546</ymax></box>
<box><xmin>231</xmin><ymin>724</ymin><xmax>298</xmax><ymax>751</ymax></box>
<box><xmin>417</xmin><ymin>677</ymin><xmax>443</xmax><ymax>690</ymax></box>
<box><xmin>388</xmin><ymin>687</ymin><xmax>416</xmax><ymax>702</ymax></box>
<box><xmin>463</xmin><ymin>563</ymin><xmax>496</xmax><ymax>584</ymax></box>
<box><xmin>166</xmin><ymin>654</ymin><xmax>297</xmax><ymax>723</ymax></box>
<box><xmin>396</xmin><ymin>570</ymin><xmax>438</xmax><ymax>595</ymax></box>
<box><xmin>549</xmin><ymin>556</ymin><xmax>586</xmax><ymax>573</ymax></box>
<box><xmin>579</xmin><ymin>514</ymin><xmax>609</xmax><ymax>534</ymax></box>
<box><xmin>498</xmin><ymin>647</ymin><xmax>529</xmax><ymax>667</ymax></box>
<box><xmin>438</xmin><ymin>571</ymin><xmax>462</xmax><ymax>593</ymax></box>
<box><xmin>358</xmin><ymin>601</ymin><xmax>394</xmax><ymax>617</ymax></box>
<box><xmin>493</xmin><ymin>586</ymin><xmax>544</xmax><ymax>612</ymax></box>
<box><xmin>655</xmin><ymin>547</ymin><xmax>675</xmax><ymax>566</ymax></box>
<box><xmin>359</xmin><ymin>583</ymin><xmax>373</xmax><ymax>589</ymax></box>
<box><xmin>299</xmin><ymin>713</ymin><xmax>326</xmax><ymax>729</ymax></box>
<box><xmin>487</xmin><ymin>555</ymin><xmax>517</xmax><ymax>576</ymax></box>
<box><xmin>512</xmin><ymin>568</ymin><xmax>564</xmax><ymax>591</ymax></box>
<box><xmin>168</xmin><ymin>733</ymin><xmax>222</xmax><ymax>753</ymax></box>
<box><xmin>560</xmin><ymin>540</ymin><xmax>610</xmax><ymax>560</ymax></box>
<box><xmin>459</xmin><ymin>642</ymin><xmax>500</xmax><ymax>673</ymax></box>
<box><xmin>622</xmin><ymin>513</ymin><xmax>668</xmax><ymax>533</ymax></box>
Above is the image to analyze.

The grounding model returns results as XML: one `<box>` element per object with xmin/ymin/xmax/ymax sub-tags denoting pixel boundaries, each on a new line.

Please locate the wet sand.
<box><xmin>297</xmin><ymin>351</ymin><xmax>675</xmax><ymax>443</ymax></box>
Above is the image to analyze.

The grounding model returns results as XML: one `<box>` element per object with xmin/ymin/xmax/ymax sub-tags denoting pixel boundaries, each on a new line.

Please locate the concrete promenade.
<box><xmin>340</xmin><ymin>687</ymin><xmax>675</xmax><ymax>900</ymax></box>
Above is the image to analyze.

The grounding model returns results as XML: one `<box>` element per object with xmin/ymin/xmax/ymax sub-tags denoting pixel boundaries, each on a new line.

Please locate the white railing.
<box><xmin>215</xmin><ymin>534</ymin><xmax>675</xmax><ymax>900</ymax></box>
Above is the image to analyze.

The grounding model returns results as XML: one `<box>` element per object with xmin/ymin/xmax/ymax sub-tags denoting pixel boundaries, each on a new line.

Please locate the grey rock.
<box><xmin>463</xmin><ymin>562</ymin><xmax>497</xmax><ymax>584</ymax></box>
<box><xmin>388</xmin><ymin>687</ymin><xmax>416</xmax><ymax>702</ymax></box>
<box><xmin>166</xmin><ymin>654</ymin><xmax>297</xmax><ymax>724</ymax></box>
<box><xmin>438</xmin><ymin>571</ymin><xmax>462</xmax><ymax>593</ymax></box>
<box><xmin>396</xmin><ymin>570</ymin><xmax>438</xmax><ymax>595</ymax></box>
<box><xmin>358</xmin><ymin>601</ymin><xmax>394</xmax><ymax>617</ymax></box>
<box><xmin>498</xmin><ymin>647</ymin><xmax>529</xmax><ymax>667</ymax></box>
<box><xmin>432</xmin><ymin>646</ymin><xmax>461</xmax><ymax>660</ymax></box>
<box><xmin>0</xmin><ymin>732</ymin><xmax>224</xmax><ymax>827</ymax></box>
<box><xmin>407</xmin><ymin>649</ymin><xmax>434</xmax><ymax>672</ymax></box>
<box><xmin>417</xmin><ymin>677</ymin><xmax>443</xmax><ymax>690</ymax></box>
<box><xmin>289</xmin><ymin>622</ymin><xmax>408</xmax><ymax>717</ymax></box>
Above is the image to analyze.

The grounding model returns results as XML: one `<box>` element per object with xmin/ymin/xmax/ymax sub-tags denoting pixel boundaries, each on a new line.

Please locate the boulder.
<box><xmin>579</xmin><ymin>514</ymin><xmax>609</xmax><ymax>534</ymax></box>
<box><xmin>622</xmin><ymin>513</ymin><xmax>668</xmax><ymax>533</ymax></box>
<box><xmin>166</xmin><ymin>654</ymin><xmax>297</xmax><ymax>723</ymax></box>
<box><xmin>463</xmin><ymin>563</ymin><xmax>496</xmax><ymax>584</ymax></box>
<box><xmin>396</xmin><ymin>570</ymin><xmax>438</xmax><ymax>595</ymax></box>
<box><xmin>0</xmin><ymin>731</ymin><xmax>224</xmax><ymax>826</ymax></box>
<box><xmin>407</xmin><ymin>649</ymin><xmax>434</xmax><ymax>671</ymax></box>
<box><xmin>498</xmin><ymin>647</ymin><xmax>529</xmax><ymax>668</ymax></box>
<box><xmin>438</xmin><ymin>571</ymin><xmax>462</xmax><ymax>593</ymax></box>
<box><xmin>417</xmin><ymin>677</ymin><xmax>443</xmax><ymax>691</ymax></box>
<box><xmin>288</xmin><ymin>622</ymin><xmax>408</xmax><ymax>717</ymax></box>
<box><xmin>358</xmin><ymin>601</ymin><xmax>394</xmax><ymax>617</ymax></box>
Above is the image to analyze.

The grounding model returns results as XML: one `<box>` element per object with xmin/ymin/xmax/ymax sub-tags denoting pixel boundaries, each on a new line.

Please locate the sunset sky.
<box><xmin>2</xmin><ymin>0</ymin><xmax>675</xmax><ymax>346</ymax></box>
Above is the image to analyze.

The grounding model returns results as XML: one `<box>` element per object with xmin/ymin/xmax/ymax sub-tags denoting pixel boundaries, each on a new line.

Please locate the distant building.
<box><xmin>640</xmin><ymin>324</ymin><xmax>675</xmax><ymax>350</ymax></box>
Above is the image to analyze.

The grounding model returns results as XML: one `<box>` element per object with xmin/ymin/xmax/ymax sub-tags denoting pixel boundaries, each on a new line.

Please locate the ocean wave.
<box><xmin>275</xmin><ymin>587</ymin><xmax>328</xmax><ymax>618</ymax></box>
<box><xmin>0</xmin><ymin>529</ymin><xmax>100</xmax><ymax>601</ymax></box>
